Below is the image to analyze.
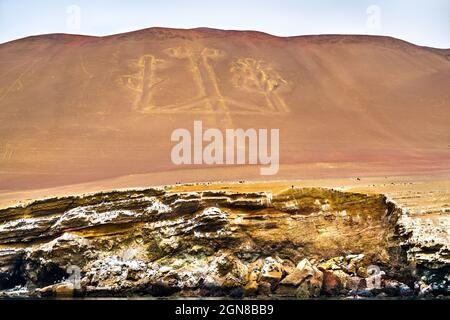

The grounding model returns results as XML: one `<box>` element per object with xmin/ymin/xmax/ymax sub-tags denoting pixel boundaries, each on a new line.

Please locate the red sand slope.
<box><xmin>0</xmin><ymin>28</ymin><xmax>449</xmax><ymax>190</ymax></box>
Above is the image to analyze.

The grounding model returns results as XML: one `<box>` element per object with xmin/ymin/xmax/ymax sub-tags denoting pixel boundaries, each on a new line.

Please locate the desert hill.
<box><xmin>0</xmin><ymin>27</ymin><xmax>449</xmax><ymax>190</ymax></box>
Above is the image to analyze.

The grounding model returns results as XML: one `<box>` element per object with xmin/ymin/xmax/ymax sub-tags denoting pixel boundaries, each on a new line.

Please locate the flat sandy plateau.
<box><xmin>170</xmin><ymin>172</ymin><xmax>450</xmax><ymax>215</ymax></box>
<box><xmin>1</xmin><ymin>169</ymin><xmax>449</xmax><ymax>214</ymax></box>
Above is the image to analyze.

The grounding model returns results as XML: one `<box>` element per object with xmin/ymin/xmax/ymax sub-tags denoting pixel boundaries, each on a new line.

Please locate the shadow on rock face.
<box><xmin>29</xmin><ymin>262</ymin><xmax>68</xmax><ymax>288</ymax></box>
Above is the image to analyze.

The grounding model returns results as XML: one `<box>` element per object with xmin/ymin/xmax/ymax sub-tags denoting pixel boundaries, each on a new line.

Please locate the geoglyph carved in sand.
<box><xmin>120</xmin><ymin>54</ymin><xmax>165</xmax><ymax>111</ymax></box>
<box><xmin>230</xmin><ymin>58</ymin><xmax>290</xmax><ymax>113</ymax></box>
<box><xmin>120</xmin><ymin>47</ymin><xmax>290</xmax><ymax>117</ymax></box>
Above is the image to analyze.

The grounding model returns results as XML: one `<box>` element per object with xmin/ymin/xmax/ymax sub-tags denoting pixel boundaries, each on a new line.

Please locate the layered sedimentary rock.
<box><xmin>0</xmin><ymin>187</ymin><xmax>448</xmax><ymax>298</ymax></box>
<box><xmin>396</xmin><ymin>209</ymin><xmax>450</xmax><ymax>295</ymax></box>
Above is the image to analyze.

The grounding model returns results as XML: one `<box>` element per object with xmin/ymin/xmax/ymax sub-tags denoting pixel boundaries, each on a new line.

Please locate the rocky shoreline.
<box><xmin>0</xmin><ymin>186</ymin><xmax>448</xmax><ymax>298</ymax></box>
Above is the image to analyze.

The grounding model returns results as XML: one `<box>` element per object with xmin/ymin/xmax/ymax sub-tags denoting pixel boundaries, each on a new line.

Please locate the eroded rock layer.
<box><xmin>0</xmin><ymin>187</ymin><xmax>448</xmax><ymax>298</ymax></box>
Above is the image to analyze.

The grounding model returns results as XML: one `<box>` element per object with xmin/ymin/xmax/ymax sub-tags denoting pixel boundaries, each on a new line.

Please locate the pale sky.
<box><xmin>1</xmin><ymin>0</ymin><xmax>449</xmax><ymax>48</ymax></box>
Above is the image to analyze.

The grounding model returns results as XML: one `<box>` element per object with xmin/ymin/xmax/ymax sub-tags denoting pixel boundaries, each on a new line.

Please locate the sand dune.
<box><xmin>0</xmin><ymin>27</ymin><xmax>449</xmax><ymax>191</ymax></box>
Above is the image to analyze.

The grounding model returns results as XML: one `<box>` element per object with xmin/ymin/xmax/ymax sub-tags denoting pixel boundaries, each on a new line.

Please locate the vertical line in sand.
<box><xmin>0</xmin><ymin>57</ymin><xmax>43</xmax><ymax>103</ymax></box>
<box><xmin>201</xmin><ymin>49</ymin><xmax>233</xmax><ymax>128</ymax></box>
<box><xmin>187</xmin><ymin>51</ymin><xmax>214</xmax><ymax>115</ymax></box>
<box><xmin>138</xmin><ymin>55</ymin><xmax>154</xmax><ymax>110</ymax></box>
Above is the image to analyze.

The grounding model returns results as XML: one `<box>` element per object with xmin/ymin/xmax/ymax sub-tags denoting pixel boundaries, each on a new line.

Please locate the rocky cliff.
<box><xmin>0</xmin><ymin>186</ymin><xmax>448</xmax><ymax>298</ymax></box>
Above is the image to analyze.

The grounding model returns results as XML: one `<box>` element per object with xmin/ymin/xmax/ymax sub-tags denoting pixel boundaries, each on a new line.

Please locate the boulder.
<box><xmin>322</xmin><ymin>270</ymin><xmax>343</xmax><ymax>296</ymax></box>
<box><xmin>277</xmin><ymin>259</ymin><xmax>323</xmax><ymax>298</ymax></box>
<box><xmin>243</xmin><ymin>280</ymin><xmax>258</xmax><ymax>296</ymax></box>
<box><xmin>205</xmin><ymin>254</ymin><xmax>248</xmax><ymax>291</ymax></box>
<box><xmin>54</xmin><ymin>282</ymin><xmax>76</xmax><ymax>297</ymax></box>
<box><xmin>38</xmin><ymin>281</ymin><xmax>75</xmax><ymax>297</ymax></box>
<box><xmin>345</xmin><ymin>254</ymin><xmax>365</xmax><ymax>274</ymax></box>
<box><xmin>319</xmin><ymin>257</ymin><xmax>345</xmax><ymax>271</ymax></box>
<box><xmin>260</xmin><ymin>257</ymin><xmax>284</xmax><ymax>290</ymax></box>
<box><xmin>382</xmin><ymin>279</ymin><xmax>413</xmax><ymax>296</ymax></box>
